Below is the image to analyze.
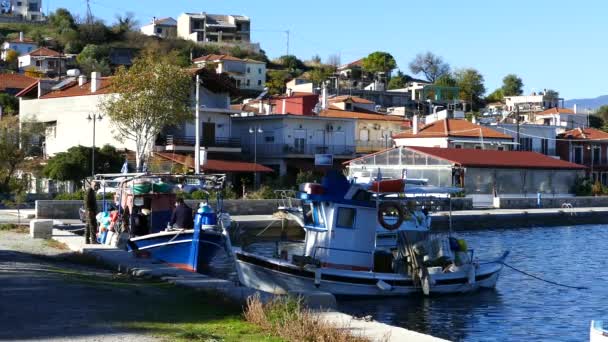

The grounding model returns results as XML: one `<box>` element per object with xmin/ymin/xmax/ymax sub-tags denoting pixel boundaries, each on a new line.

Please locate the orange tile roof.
<box><xmin>0</xmin><ymin>73</ymin><xmax>37</xmax><ymax>92</ymax></box>
<box><xmin>341</xmin><ymin>59</ymin><xmax>363</xmax><ymax>69</ymax></box>
<box><xmin>8</xmin><ymin>37</ymin><xmax>36</xmax><ymax>44</ymax></box>
<box><xmin>27</xmin><ymin>47</ymin><xmax>61</xmax><ymax>57</ymax></box>
<box><xmin>558</xmin><ymin>127</ymin><xmax>608</xmax><ymax>140</ymax></box>
<box><xmin>538</xmin><ymin>107</ymin><xmax>575</xmax><ymax>115</ymax></box>
<box><xmin>155</xmin><ymin>152</ymin><xmax>273</xmax><ymax>172</ymax></box>
<box><xmin>319</xmin><ymin>109</ymin><xmax>410</xmax><ymax>123</ymax></box>
<box><xmin>392</xmin><ymin>119</ymin><xmax>513</xmax><ymax>139</ymax></box>
<box><xmin>328</xmin><ymin>95</ymin><xmax>374</xmax><ymax>104</ymax></box>
<box><xmin>39</xmin><ymin>77</ymin><xmax>113</xmax><ymax>99</ymax></box>
<box><xmin>408</xmin><ymin>147</ymin><xmax>586</xmax><ymax>170</ymax></box>
<box><xmin>346</xmin><ymin>147</ymin><xmax>586</xmax><ymax>170</ymax></box>
<box><xmin>192</xmin><ymin>54</ymin><xmax>243</xmax><ymax>63</ymax></box>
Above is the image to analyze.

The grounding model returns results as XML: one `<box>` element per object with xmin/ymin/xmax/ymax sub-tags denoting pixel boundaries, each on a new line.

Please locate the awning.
<box><xmin>154</xmin><ymin>152</ymin><xmax>273</xmax><ymax>173</ymax></box>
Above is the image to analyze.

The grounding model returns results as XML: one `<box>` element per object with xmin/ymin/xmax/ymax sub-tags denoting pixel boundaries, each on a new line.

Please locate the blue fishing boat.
<box><xmin>96</xmin><ymin>173</ymin><xmax>230</xmax><ymax>273</ymax></box>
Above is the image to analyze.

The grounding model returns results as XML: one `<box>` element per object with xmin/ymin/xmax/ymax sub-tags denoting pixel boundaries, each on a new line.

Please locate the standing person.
<box><xmin>170</xmin><ymin>198</ymin><xmax>193</xmax><ymax>229</ymax></box>
<box><xmin>84</xmin><ymin>181</ymin><xmax>99</xmax><ymax>244</ymax></box>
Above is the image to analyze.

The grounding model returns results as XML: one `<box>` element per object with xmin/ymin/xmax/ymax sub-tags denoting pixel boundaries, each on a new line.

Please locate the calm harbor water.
<box><xmin>207</xmin><ymin>225</ymin><xmax>608</xmax><ymax>342</ymax></box>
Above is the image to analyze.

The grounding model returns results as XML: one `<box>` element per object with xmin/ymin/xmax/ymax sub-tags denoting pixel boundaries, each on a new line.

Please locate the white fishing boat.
<box><xmin>225</xmin><ymin>171</ymin><xmax>508</xmax><ymax>297</ymax></box>
<box><xmin>591</xmin><ymin>321</ymin><xmax>608</xmax><ymax>342</ymax></box>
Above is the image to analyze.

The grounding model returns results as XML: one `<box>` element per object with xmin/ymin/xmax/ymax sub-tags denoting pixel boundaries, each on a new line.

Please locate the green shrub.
<box><xmin>572</xmin><ymin>177</ymin><xmax>593</xmax><ymax>196</ymax></box>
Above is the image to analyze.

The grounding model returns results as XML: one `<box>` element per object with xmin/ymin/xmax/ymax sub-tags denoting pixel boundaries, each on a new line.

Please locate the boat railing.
<box><xmin>275</xmin><ymin>189</ymin><xmax>300</xmax><ymax>211</ymax></box>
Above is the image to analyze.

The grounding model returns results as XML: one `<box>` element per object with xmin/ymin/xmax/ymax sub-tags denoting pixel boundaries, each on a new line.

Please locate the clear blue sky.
<box><xmin>48</xmin><ymin>0</ymin><xmax>608</xmax><ymax>99</ymax></box>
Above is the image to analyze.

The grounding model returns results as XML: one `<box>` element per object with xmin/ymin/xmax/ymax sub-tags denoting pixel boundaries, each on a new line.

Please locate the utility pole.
<box><xmin>85</xmin><ymin>0</ymin><xmax>93</xmax><ymax>25</ymax></box>
<box><xmin>195</xmin><ymin>74</ymin><xmax>201</xmax><ymax>174</ymax></box>
<box><xmin>516</xmin><ymin>105</ymin><xmax>520</xmax><ymax>151</ymax></box>
<box><xmin>285</xmin><ymin>30</ymin><xmax>290</xmax><ymax>56</ymax></box>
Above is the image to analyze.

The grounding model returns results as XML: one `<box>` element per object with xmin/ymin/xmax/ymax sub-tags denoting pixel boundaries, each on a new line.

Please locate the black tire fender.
<box><xmin>378</xmin><ymin>202</ymin><xmax>404</xmax><ymax>231</ymax></box>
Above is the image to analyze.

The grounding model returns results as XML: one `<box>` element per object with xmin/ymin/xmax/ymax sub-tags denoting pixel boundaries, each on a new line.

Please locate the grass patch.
<box><xmin>0</xmin><ymin>223</ymin><xmax>28</xmax><ymax>233</ymax></box>
<box><xmin>245</xmin><ymin>295</ymin><xmax>368</xmax><ymax>342</ymax></box>
<box><xmin>43</xmin><ymin>239</ymin><xmax>69</xmax><ymax>250</ymax></box>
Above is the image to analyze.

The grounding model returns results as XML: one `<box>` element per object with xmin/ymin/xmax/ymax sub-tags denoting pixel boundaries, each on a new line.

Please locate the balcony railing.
<box><xmin>355</xmin><ymin>140</ymin><xmax>394</xmax><ymax>153</ymax></box>
<box><xmin>165</xmin><ymin>135</ymin><xmax>241</xmax><ymax>148</ymax></box>
<box><xmin>242</xmin><ymin>143</ymin><xmax>356</xmax><ymax>157</ymax></box>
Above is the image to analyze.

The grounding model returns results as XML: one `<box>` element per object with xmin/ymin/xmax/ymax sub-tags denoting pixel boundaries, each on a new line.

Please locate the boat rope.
<box><xmin>501</xmin><ymin>262</ymin><xmax>588</xmax><ymax>290</ymax></box>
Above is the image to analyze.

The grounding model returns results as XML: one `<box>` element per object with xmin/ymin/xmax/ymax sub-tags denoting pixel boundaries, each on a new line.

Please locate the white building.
<box><xmin>505</xmin><ymin>93</ymin><xmax>561</xmax><ymax>113</ymax></box>
<box><xmin>532</xmin><ymin>107</ymin><xmax>589</xmax><ymax>129</ymax></box>
<box><xmin>6</xmin><ymin>0</ymin><xmax>44</xmax><ymax>21</ymax></box>
<box><xmin>177</xmin><ymin>12</ymin><xmax>259</xmax><ymax>51</ymax></box>
<box><xmin>17</xmin><ymin>47</ymin><xmax>72</xmax><ymax>75</ymax></box>
<box><xmin>1</xmin><ymin>32</ymin><xmax>37</xmax><ymax>60</ymax></box>
<box><xmin>192</xmin><ymin>54</ymin><xmax>266</xmax><ymax>91</ymax></box>
<box><xmin>489</xmin><ymin>123</ymin><xmax>559</xmax><ymax>156</ymax></box>
<box><xmin>232</xmin><ymin>114</ymin><xmax>356</xmax><ymax>175</ymax></box>
<box><xmin>285</xmin><ymin>78</ymin><xmax>314</xmax><ymax>94</ymax></box>
<box><xmin>327</xmin><ymin>95</ymin><xmax>376</xmax><ymax>112</ymax></box>
<box><xmin>140</xmin><ymin>17</ymin><xmax>177</xmax><ymax>39</ymax></box>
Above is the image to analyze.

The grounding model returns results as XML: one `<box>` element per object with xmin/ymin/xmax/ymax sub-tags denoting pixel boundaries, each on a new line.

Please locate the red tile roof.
<box><xmin>27</xmin><ymin>47</ymin><xmax>61</xmax><ymax>57</ymax></box>
<box><xmin>328</xmin><ymin>95</ymin><xmax>374</xmax><ymax>104</ymax></box>
<box><xmin>538</xmin><ymin>107</ymin><xmax>575</xmax><ymax>115</ymax></box>
<box><xmin>192</xmin><ymin>54</ymin><xmax>243</xmax><ymax>63</ymax></box>
<box><xmin>39</xmin><ymin>78</ymin><xmax>113</xmax><ymax>99</ymax></box>
<box><xmin>14</xmin><ymin>81</ymin><xmax>38</xmax><ymax>97</ymax></box>
<box><xmin>8</xmin><ymin>37</ymin><xmax>36</xmax><ymax>44</ymax></box>
<box><xmin>558</xmin><ymin>127</ymin><xmax>608</xmax><ymax>140</ymax></box>
<box><xmin>320</xmin><ymin>109</ymin><xmax>410</xmax><ymax>123</ymax></box>
<box><xmin>346</xmin><ymin>147</ymin><xmax>586</xmax><ymax>170</ymax></box>
<box><xmin>407</xmin><ymin>146</ymin><xmax>586</xmax><ymax>169</ymax></box>
<box><xmin>0</xmin><ymin>73</ymin><xmax>37</xmax><ymax>92</ymax></box>
<box><xmin>340</xmin><ymin>59</ymin><xmax>363</xmax><ymax>69</ymax></box>
<box><xmin>392</xmin><ymin>119</ymin><xmax>513</xmax><ymax>140</ymax></box>
<box><xmin>155</xmin><ymin>152</ymin><xmax>273</xmax><ymax>172</ymax></box>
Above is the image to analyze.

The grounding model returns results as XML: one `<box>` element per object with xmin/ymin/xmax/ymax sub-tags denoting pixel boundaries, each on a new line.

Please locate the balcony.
<box><xmin>161</xmin><ymin>135</ymin><xmax>241</xmax><ymax>153</ymax></box>
<box><xmin>242</xmin><ymin>143</ymin><xmax>356</xmax><ymax>158</ymax></box>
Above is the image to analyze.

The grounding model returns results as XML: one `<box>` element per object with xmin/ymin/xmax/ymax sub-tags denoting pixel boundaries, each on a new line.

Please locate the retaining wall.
<box><xmin>495</xmin><ymin>196</ymin><xmax>608</xmax><ymax>209</ymax></box>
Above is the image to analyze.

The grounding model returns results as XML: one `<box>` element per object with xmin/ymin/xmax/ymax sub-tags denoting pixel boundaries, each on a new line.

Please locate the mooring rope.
<box><xmin>502</xmin><ymin>262</ymin><xmax>588</xmax><ymax>290</ymax></box>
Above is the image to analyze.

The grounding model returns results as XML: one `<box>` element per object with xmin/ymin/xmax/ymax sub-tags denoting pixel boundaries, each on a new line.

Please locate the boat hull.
<box><xmin>128</xmin><ymin>230</ymin><xmax>225</xmax><ymax>272</ymax></box>
<box><xmin>591</xmin><ymin>321</ymin><xmax>608</xmax><ymax>342</ymax></box>
<box><xmin>234</xmin><ymin>249</ymin><xmax>507</xmax><ymax>297</ymax></box>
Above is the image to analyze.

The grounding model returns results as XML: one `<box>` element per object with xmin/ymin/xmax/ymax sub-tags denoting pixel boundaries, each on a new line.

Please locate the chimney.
<box><xmin>573</xmin><ymin>104</ymin><xmax>578</xmax><ymax>114</ymax></box>
<box><xmin>412</xmin><ymin>114</ymin><xmax>419</xmax><ymax>135</ymax></box>
<box><xmin>321</xmin><ymin>82</ymin><xmax>328</xmax><ymax>110</ymax></box>
<box><xmin>19</xmin><ymin>32</ymin><xmax>24</xmax><ymax>42</ymax></box>
<box><xmin>90</xmin><ymin>72</ymin><xmax>101</xmax><ymax>93</ymax></box>
<box><xmin>78</xmin><ymin>75</ymin><xmax>87</xmax><ymax>86</ymax></box>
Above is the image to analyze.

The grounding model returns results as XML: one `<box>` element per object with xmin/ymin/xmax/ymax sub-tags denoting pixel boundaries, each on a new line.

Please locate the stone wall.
<box><xmin>495</xmin><ymin>196</ymin><xmax>608</xmax><ymax>209</ymax></box>
<box><xmin>36</xmin><ymin>199</ymin><xmax>281</xmax><ymax>219</ymax></box>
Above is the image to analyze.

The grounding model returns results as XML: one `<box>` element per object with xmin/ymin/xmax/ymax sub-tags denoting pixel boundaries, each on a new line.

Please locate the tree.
<box><xmin>77</xmin><ymin>44</ymin><xmax>111</xmax><ymax>75</ymax></box>
<box><xmin>277</xmin><ymin>55</ymin><xmax>305</xmax><ymax>74</ymax></box>
<box><xmin>4</xmin><ymin>49</ymin><xmax>18</xmax><ymax>64</ymax></box>
<box><xmin>0</xmin><ymin>94</ymin><xmax>19</xmax><ymax>115</ymax></box>
<box><xmin>544</xmin><ymin>89</ymin><xmax>560</xmax><ymax>102</ymax></box>
<box><xmin>0</xmin><ymin>116</ymin><xmax>42</xmax><ymax>194</ymax></box>
<box><xmin>485</xmin><ymin>88</ymin><xmax>504</xmax><ymax>103</ymax></box>
<box><xmin>310</xmin><ymin>54</ymin><xmax>321</xmax><ymax>65</ymax></box>
<box><xmin>434</xmin><ymin>73</ymin><xmax>457</xmax><ymax>87</ymax></box>
<box><xmin>326</xmin><ymin>54</ymin><xmax>341</xmax><ymax>69</ymax></box>
<box><xmin>409</xmin><ymin>51</ymin><xmax>450</xmax><ymax>82</ymax></box>
<box><xmin>501</xmin><ymin>74</ymin><xmax>524</xmax><ymax>96</ymax></box>
<box><xmin>100</xmin><ymin>55</ymin><xmax>193</xmax><ymax>171</ymax></box>
<box><xmin>49</xmin><ymin>8</ymin><xmax>77</xmax><ymax>32</ymax></box>
<box><xmin>454</xmin><ymin>68</ymin><xmax>486</xmax><ymax>111</ymax></box>
<box><xmin>112</xmin><ymin>12</ymin><xmax>138</xmax><ymax>37</ymax></box>
<box><xmin>361</xmin><ymin>51</ymin><xmax>396</xmax><ymax>75</ymax></box>
<box><xmin>307</xmin><ymin>66</ymin><xmax>333</xmax><ymax>86</ymax></box>
<box><xmin>387</xmin><ymin>70</ymin><xmax>408</xmax><ymax>90</ymax></box>
<box><xmin>43</xmin><ymin>145</ymin><xmax>124</xmax><ymax>186</ymax></box>
<box><xmin>266</xmin><ymin>69</ymin><xmax>291</xmax><ymax>94</ymax></box>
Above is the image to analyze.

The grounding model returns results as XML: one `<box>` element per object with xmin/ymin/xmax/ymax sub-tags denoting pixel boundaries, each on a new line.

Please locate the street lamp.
<box><xmin>249</xmin><ymin>126</ymin><xmax>263</xmax><ymax>189</ymax></box>
<box><xmin>87</xmin><ymin>113</ymin><xmax>103</xmax><ymax>177</ymax></box>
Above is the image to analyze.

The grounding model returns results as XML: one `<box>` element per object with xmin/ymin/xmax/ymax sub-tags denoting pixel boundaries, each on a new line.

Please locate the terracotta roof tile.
<box><xmin>39</xmin><ymin>78</ymin><xmax>113</xmax><ymax>99</ymax></box>
<box><xmin>154</xmin><ymin>152</ymin><xmax>273</xmax><ymax>172</ymax></box>
<box><xmin>538</xmin><ymin>107</ymin><xmax>575</xmax><ymax>115</ymax></box>
<box><xmin>328</xmin><ymin>95</ymin><xmax>374</xmax><ymax>104</ymax></box>
<box><xmin>192</xmin><ymin>54</ymin><xmax>243</xmax><ymax>62</ymax></box>
<box><xmin>7</xmin><ymin>38</ymin><xmax>36</xmax><ymax>44</ymax></box>
<box><xmin>320</xmin><ymin>109</ymin><xmax>410</xmax><ymax>123</ymax></box>
<box><xmin>407</xmin><ymin>146</ymin><xmax>586</xmax><ymax>170</ymax></box>
<box><xmin>0</xmin><ymin>73</ymin><xmax>37</xmax><ymax>92</ymax></box>
<box><xmin>27</xmin><ymin>47</ymin><xmax>61</xmax><ymax>57</ymax></box>
<box><xmin>392</xmin><ymin>119</ymin><xmax>512</xmax><ymax>139</ymax></box>
<box><xmin>558</xmin><ymin>127</ymin><xmax>608</xmax><ymax>140</ymax></box>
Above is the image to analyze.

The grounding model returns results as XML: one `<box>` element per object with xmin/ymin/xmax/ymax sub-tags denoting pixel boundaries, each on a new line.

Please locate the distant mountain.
<box><xmin>564</xmin><ymin>95</ymin><xmax>608</xmax><ymax>111</ymax></box>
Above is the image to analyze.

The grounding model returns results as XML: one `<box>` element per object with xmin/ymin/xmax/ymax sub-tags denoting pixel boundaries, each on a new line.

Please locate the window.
<box><xmin>573</xmin><ymin>146</ymin><xmax>583</xmax><ymax>164</ymax></box>
<box><xmin>541</xmin><ymin>139</ymin><xmax>549</xmax><ymax>155</ymax></box>
<box><xmin>246</xmin><ymin>79</ymin><xmax>250</xmax><ymax>86</ymax></box>
<box><xmin>454</xmin><ymin>144</ymin><xmax>462</xmax><ymax>149</ymax></box>
<box><xmin>264</xmin><ymin>136</ymin><xmax>274</xmax><ymax>143</ymax></box>
<box><xmin>257</xmin><ymin>80</ymin><xmax>262</xmax><ymax>86</ymax></box>
<box><xmin>497</xmin><ymin>146</ymin><xmax>505</xmax><ymax>151</ymax></box>
<box><xmin>247</xmin><ymin>67</ymin><xmax>251</xmax><ymax>73</ymax></box>
<box><xmin>258</xmin><ymin>68</ymin><xmax>262</xmax><ymax>74</ymax></box>
<box><xmin>345</xmin><ymin>103</ymin><xmax>353</xmax><ymax>111</ymax></box>
<box><xmin>156</xmin><ymin>27</ymin><xmax>163</xmax><ymax>34</ymax></box>
<box><xmin>352</xmin><ymin>190</ymin><xmax>372</xmax><ymax>201</ymax></box>
<box><xmin>28</xmin><ymin>2</ymin><xmax>38</xmax><ymax>11</ymax></box>
<box><xmin>475</xmin><ymin>146</ymin><xmax>482</xmax><ymax>150</ymax></box>
<box><xmin>519</xmin><ymin>137</ymin><xmax>533</xmax><ymax>151</ymax></box>
<box><xmin>336</xmin><ymin>207</ymin><xmax>356</xmax><ymax>228</ymax></box>
<box><xmin>16</xmin><ymin>2</ymin><xmax>22</xmax><ymax>6</ymax></box>
<box><xmin>593</xmin><ymin>146</ymin><xmax>601</xmax><ymax>164</ymax></box>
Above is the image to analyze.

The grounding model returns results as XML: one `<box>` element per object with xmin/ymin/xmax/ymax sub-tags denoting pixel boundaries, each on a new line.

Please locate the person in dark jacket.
<box><xmin>170</xmin><ymin>198</ymin><xmax>193</xmax><ymax>229</ymax></box>
<box><xmin>84</xmin><ymin>181</ymin><xmax>99</xmax><ymax>244</ymax></box>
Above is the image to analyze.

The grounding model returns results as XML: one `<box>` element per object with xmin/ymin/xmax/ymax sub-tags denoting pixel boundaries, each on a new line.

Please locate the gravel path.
<box><xmin>0</xmin><ymin>231</ymin><xmax>160</xmax><ymax>342</ymax></box>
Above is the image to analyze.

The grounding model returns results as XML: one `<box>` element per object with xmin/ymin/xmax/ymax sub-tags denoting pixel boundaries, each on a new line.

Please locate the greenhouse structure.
<box><xmin>345</xmin><ymin>146</ymin><xmax>586</xmax><ymax>206</ymax></box>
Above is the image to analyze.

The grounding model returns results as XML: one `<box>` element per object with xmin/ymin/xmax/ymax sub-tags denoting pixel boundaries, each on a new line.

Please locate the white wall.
<box><xmin>244</xmin><ymin>61</ymin><xmax>266</xmax><ymax>90</ymax></box>
<box><xmin>491</xmin><ymin>123</ymin><xmax>559</xmax><ymax>154</ymax></box>
<box><xmin>1</xmin><ymin>41</ymin><xmax>37</xmax><ymax>60</ymax></box>
<box><xmin>20</xmin><ymin>94</ymin><xmax>137</xmax><ymax>156</ymax></box>
<box><xmin>394</xmin><ymin>137</ymin><xmax>449</xmax><ymax>148</ymax></box>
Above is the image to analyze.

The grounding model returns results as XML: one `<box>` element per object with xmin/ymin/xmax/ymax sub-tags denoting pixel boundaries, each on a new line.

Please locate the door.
<box><xmin>313</xmin><ymin>130</ymin><xmax>325</xmax><ymax>153</ymax></box>
<box><xmin>202</xmin><ymin>122</ymin><xmax>215</xmax><ymax>146</ymax></box>
<box><xmin>294</xmin><ymin>129</ymin><xmax>306</xmax><ymax>153</ymax></box>
<box><xmin>332</xmin><ymin>131</ymin><xmax>346</xmax><ymax>154</ymax></box>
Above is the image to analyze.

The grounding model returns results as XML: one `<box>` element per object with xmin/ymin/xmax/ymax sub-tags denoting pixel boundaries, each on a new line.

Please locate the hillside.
<box><xmin>564</xmin><ymin>95</ymin><xmax>608</xmax><ymax>111</ymax></box>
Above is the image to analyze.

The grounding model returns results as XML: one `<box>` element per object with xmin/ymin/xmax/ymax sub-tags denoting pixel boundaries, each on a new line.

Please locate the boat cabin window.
<box><xmin>352</xmin><ymin>190</ymin><xmax>372</xmax><ymax>202</ymax></box>
<box><xmin>336</xmin><ymin>207</ymin><xmax>356</xmax><ymax>229</ymax></box>
<box><xmin>303</xmin><ymin>202</ymin><xmax>325</xmax><ymax>228</ymax></box>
